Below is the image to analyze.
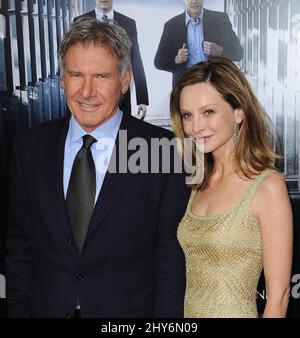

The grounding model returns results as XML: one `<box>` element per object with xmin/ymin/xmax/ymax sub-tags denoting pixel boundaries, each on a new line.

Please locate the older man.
<box><xmin>74</xmin><ymin>0</ymin><xmax>149</xmax><ymax>119</ymax></box>
<box><xmin>154</xmin><ymin>0</ymin><xmax>243</xmax><ymax>87</ymax></box>
<box><xmin>6</xmin><ymin>17</ymin><xmax>189</xmax><ymax>318</ymax></box>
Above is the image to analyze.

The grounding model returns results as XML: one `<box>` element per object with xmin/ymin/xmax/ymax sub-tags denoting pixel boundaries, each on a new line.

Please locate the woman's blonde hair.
<box><xmin>170</xmin><ymin>57</ymin><xmax>279</xmax><ymax>190</ymax></box>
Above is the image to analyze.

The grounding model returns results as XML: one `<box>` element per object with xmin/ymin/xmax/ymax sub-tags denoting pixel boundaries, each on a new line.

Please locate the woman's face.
<box><xmin>179</xmin><ymin>81</ymin><xmax>244</xmax><ymax>157</ymax></box>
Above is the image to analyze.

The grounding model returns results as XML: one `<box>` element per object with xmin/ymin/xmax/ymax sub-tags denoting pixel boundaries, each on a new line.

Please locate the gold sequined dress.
<box><xmin>177</xmin><ymin>170</ymin><xmax>271</xmax><ymax>318</ymax></box>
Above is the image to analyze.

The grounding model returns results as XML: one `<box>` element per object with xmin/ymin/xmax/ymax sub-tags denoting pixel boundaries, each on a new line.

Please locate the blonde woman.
<box><xmin>170</xmin><ymin>58</ymin><xmax>293</xmax><ymax>318</ymax></box>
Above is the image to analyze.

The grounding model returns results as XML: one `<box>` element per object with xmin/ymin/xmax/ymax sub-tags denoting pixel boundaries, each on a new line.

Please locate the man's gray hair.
<box><xmin>59</xmin><ymin>17</ymin><xmax>132</xmax><ymax>77</ymax></box>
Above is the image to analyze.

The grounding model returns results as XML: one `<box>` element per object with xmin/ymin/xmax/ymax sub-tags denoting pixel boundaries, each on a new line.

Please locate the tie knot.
<box><xmin>102</xmin><ymin>14</ymin><xmax>108</xmax><ymax>22</ymax></box>
<box><xmin>82</xmin><ymin>134</ymin><xmax>96</xmax><ymax>149</ymax></box>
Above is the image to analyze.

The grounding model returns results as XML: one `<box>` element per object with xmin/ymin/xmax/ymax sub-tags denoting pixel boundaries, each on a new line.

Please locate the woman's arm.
<box><xmin>252</xmin><ymin>171</ymin><xmax>293</xmax><ymax>318</ymax></box>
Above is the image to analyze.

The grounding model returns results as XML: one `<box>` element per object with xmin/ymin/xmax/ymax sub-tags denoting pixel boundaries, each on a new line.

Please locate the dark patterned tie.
<box><xmin>66</xmin><ymin>135</ymin><xmax>97</xmax><ymax>253</ymax></box>
<box><xmin>101</xmin><ymin>14</ymin><xmax>108</xmax><ymax>22</ymax></box>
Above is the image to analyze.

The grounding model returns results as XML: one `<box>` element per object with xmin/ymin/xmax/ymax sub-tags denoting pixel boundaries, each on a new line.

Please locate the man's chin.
<box><xmin>78</xmin><ymin>121</ymin><xmax>102</xmax><ymax>133</ymax></box>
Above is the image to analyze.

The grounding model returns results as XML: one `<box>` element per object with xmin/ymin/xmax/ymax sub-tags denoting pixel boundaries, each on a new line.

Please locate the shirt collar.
<box><xmin>95</xmin><ymin>8</ymin><xmax>114</xmax><ymax>21</ymax></box>
<box><xmin>68</xmin><ymin>109</ymin><xmax>123</xmax><ymax>148</ymax></box>
<box><xmin>185</xmin><ymin>7</ymin><xmax>203</xmax><ymax>25</ymax></box>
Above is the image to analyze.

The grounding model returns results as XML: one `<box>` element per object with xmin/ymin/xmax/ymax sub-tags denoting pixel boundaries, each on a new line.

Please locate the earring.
<box><xmin>234</xmin><ymin>123</ymin><xmax>241</xmax><ymax>140</ymax></box>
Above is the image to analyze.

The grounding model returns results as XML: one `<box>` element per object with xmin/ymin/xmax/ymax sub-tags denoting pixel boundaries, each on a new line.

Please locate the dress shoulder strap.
<box><xmin>244</xmin><ymin>169</ymin><xmax>274</xmax><ymax>203</ymax></box>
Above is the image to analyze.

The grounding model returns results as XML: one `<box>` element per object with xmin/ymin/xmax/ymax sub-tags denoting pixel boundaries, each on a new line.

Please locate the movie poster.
<box><xmin>0</xmin><ymin>0</ymin><xmax>299</xmax><ymax>317</ymax></box>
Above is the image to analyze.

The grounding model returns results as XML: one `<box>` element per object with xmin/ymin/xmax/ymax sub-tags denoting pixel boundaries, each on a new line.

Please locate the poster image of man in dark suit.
<box><xmin>154</xmin><ymin>0</ymin><xmax>243</xmax><ymax>87</ymax></box>
<box><xmin>5</xmin><ymin>17</ymin><xmax>190</xmax><ymax>318</ymax></box>
<box><xmin>74</xmin><ymin>0</ymin><xmax>149</xmax><ymax>119</ymax></box>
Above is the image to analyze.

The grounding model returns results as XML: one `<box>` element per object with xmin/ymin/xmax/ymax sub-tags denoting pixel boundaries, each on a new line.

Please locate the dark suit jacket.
<box><xmin>74</xmin><ymin>10</ymin><xmax>149</xmax><ymax>114</ymax></box>
<box><xmin>6</xmin><ymin>113</ymin><xmax>190</xmax><ymax>318</ymax></box>
<box><xmin>154</xmin><ymin>10</ymin><xmax>244</xmax><ymax>87</ymax></box>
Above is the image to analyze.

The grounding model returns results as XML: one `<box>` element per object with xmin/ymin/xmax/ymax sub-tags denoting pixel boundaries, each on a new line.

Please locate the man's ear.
<box><xmin>121</xmin><ymin>67</ymin><xmax>132</xmax><ymax>95</ymax></box>
<box><xmin>61</xmin><ymin>77</ymin><xmax>65</xmax><ymax>91</ymax></box>
<box><xmin>234</xmin><ymin>108</ymin><xmax>244</xmax><ymax>124</ymax></box>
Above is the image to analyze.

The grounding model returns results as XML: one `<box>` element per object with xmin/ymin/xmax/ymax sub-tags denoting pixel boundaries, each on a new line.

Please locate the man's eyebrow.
<box><xmin>65</xmin><ymin>70</ymin><xmax>81</xmax><ymax>74</ymax></box>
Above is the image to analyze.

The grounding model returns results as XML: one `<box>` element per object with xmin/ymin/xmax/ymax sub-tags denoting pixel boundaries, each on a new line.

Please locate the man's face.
<box><xmin>185</xmin><ymin>0</ymin><xmax>204</xmax><ymax>19</ymax></box>
<box><xmin>95</xmin><ymin>0</ymin><xmax>113</xmax><ymax>13</ymax></box>
<box><xmin>61</xmin><ymin>42</ymin><xmax>131</xmax><ymax>132</ymax></box>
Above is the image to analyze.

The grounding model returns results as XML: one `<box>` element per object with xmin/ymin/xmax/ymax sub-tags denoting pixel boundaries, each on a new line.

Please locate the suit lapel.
<box><xmin>87</xmin><ymin>114</ymin><xmax>135</xmax><ymax>237</ymax></box>
<box><xmin>179</xmin><ymin>12</ymin><xmax>187</xmax><ymax>46</ymax></box>
<box><xmin>43</xmin><ymin>117</ymin><xmax>72</xmax><ymax>237</ymax></box>
<box><xmin>89</xmin><ymin>10</ymin><xmax>96</xmax><ymax>18</ymax></box>
<box><xmin>203</xmin><ymin>9</ymin><xmax>212</xmax><ymax>41</ymax></box>
<box><xmin>113</xmin><ymin>10</ymin><xmax>120</xmax><ymax>23</ymax></box>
